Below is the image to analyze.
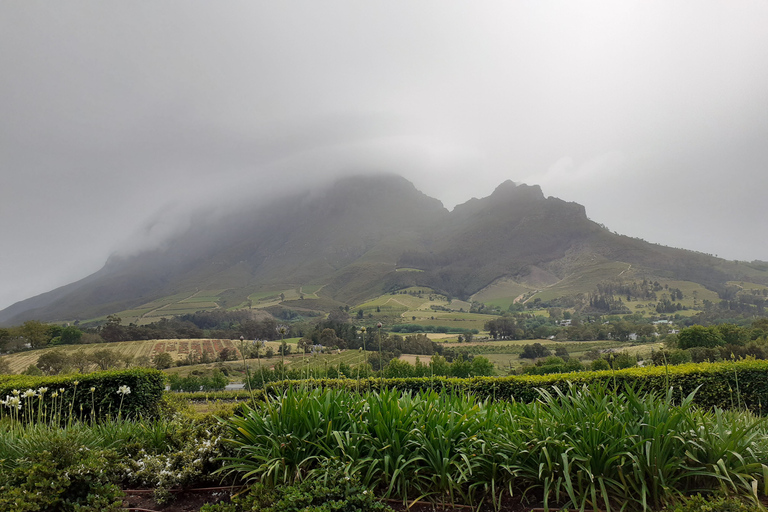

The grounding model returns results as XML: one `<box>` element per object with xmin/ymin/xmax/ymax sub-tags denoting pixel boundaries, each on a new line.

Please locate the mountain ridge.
<box><xmin>1</xmin><ymin>173</ymin><xmax>766</xmax><ymax>325</ymax></box>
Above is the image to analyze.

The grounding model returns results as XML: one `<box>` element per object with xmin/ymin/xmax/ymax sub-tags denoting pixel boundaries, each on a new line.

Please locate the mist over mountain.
<box><xmin>1</xmin><ymin>173</ymin><xmax>765</xmax><ymax>325</ymax></box>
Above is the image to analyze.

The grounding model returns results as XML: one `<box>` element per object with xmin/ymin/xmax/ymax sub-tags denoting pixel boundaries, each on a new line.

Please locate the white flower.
<box><xmin>73</xmin><ymin>380</ymin><xmax>79</xmax><ymax>386</ymax></box>
<box><xmin>90</xmin><ymin>387</ymin><xmax>96</xmax><ymax>393</ymax></box>
<box><xmin>5</xmin><ymin>396</ymin><xmax>21</xmax><ymax>410</ymax></box>
<box><xmin>117</xmin><ymin>385</ymin><xmax>131</xmax><ymax>395</ymax></box>
<box><xmin>11</xmin><ymin>389</ymin><xmax>20</xmax><ymax>396</ymax></box>
<box><xmin>37</xmin><ymin>387</ymin><xmax>48</xmax><ymax>394</ymax></box>
<box><xmin>23</xmin><ymin>389</ymin><xmax>36</xmax><ymax>398</ymax></box>
<box><xmin>59</xmin><ymin>388</ymin><xmax>65</xmax><ymax>393</ymax></box>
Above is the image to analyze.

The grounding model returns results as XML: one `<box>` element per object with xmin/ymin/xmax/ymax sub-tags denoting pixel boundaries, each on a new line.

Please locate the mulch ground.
<box><xmin>121</xmin><ymin>487</ymin><xmax>536</xmax><ymax>512</ymax></box>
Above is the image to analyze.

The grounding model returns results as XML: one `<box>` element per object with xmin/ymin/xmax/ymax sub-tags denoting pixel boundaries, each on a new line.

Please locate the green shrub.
<box><xmin>0</xmin><ymin>442</ymin><xmax>124</xmax><ymax>511</ymax></box>
<box><xmin>182</xmin><ymin>360</ymin><xmax>768</xmax><ymax>413</ymax></box>
<box><xmin>202</xmin><ymin>464</ymin><xmax>395</xmax><ymax>512</ymax></box>
<box><xmin>218</xmin><ymin>384</ymin><xmax>768</xmax><ymax>511</ymax></box>
<box><xmin>0</xmin><ymin>368</ymin><xmax>165</xmax><ymax>421</ymax></box>
<box><xmin>663</xmin><ymin>494</ymin><xmax>763</xmax><ymax>512</ymax></box>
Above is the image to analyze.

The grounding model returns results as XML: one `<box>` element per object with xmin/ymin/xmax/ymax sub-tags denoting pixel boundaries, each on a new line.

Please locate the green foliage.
<box><xmin>522</xmin><ymin>356</ymin><xmax>585</xmax><ymax>375</ymax></box>
<box><xmin>0</xmin><ymin>368</ymin><xmax>165</xmax><ymax>421</ymax></box>
<box><xmin>663</xmin><ymin>494</ymin><xmax>763</xmax><ymax>512</ymax></box>
<box><xmin>120</xmin><ymin>412</ymin><xmax>231</xmax><ymax>502</ymax></box>
<box><xmin>520</xmin><ymin>342</ymin><xmax>552</xmax><ymax>359</ymax></box>
<box><xmin>154</xmin><ymin>351</ymin><xmax>174</xmax><ymax>369</ymax></box>
<box><xmin>202</xmin><ymin>468</ymin><xmax>394</xmax><ymax>512</ymax></box>
<box><xmin>0</xmin><ymin>401</ymin><xmax>236</xmax><ymax>510</ymax></box>
<box><xmin>248</xmin><ymin>359</ymin><xmax>768</xmax><ymax>414</ymax></box>
<box><xmin>678</xmin><ymin>325</ymin><xmax>726</xmax><ymax>349</ymax></box>
<box><xmin>168</xmin><ymin>369</ymin><xmax>228</xmax><ymax>392</ymax></box>
<box><xmin>218</xmin><ymin>384</ymin><xmax>768</xmax><ymax>511</ymax></box>
<box><xmin>0</xmin><ymin>439</ymin><xmax>124</xmax><ymax>511</ymax></box>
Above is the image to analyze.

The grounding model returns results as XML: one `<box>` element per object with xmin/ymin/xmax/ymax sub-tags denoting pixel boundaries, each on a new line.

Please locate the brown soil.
<box><xmin>122</xmin><ymin>487</ymin><xmax>233</xmax><ymax>512</ymax></box>
<box><xmin>121</xmin><ymin>488</ymin><xmax>534</xmax><ymax>512</ymax></box>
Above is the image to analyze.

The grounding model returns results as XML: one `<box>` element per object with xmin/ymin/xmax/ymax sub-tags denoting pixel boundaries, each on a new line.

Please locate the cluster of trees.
<box><xmin>245</xmin><ymin>353</ymin><xmax>495</xmax><ymax>388</ymax></box>
<box><xmin>651</xmin><ymin>320</ymin><xmax>768</xmax><ymax>366</ymax></box>
<box><xmin>389</xmin><ymin>324</ymin><xmax>478</xmax><ymax>335</ymax></box>
<box><xmin>0</xmin><ymin>321</ymin><xmax>91</xmax><ymax>352</ymax></box>
<box><xmin>23</xmin><ymin>348</ymin><xmax>145</xmax><ymax>376</ymax></box>
<box><xmin>0</xmin><ymin>313</ymin><xmax>290</xmax><ymax>355</ymax></box>
<box><xmin>519</xmin><ymin>347</ymin><xmax>638</xmax><ymax>376</ymax></box>
<box><xmin>99</xmin><ymin>314</ymin><xmax>285</xmax><ymax>343</ymax></box>
<box><xmin>483</xmin><ymin>312</ymin><xmax>668</xmax><ymax>343</ymax></box>
<box><xmin>167</xmin><ymin>369</ymin><xmax>228</xmax><ymax>392</ymax></box>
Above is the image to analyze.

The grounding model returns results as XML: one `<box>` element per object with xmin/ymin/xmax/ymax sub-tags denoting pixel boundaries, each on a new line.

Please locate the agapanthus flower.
<box><xmin>117</xmin><ymin>385</ymin><xmax>131</xmax><ymax>396</ymax></box>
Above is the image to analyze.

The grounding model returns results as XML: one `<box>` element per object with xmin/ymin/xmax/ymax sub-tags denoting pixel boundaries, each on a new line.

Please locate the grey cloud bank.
<box><xmin>2</xmin><ymin>1</ymin><xmax>767</xmax><ymax>310</ymax></box>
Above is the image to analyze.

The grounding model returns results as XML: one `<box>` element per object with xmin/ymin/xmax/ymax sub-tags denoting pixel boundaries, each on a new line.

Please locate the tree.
<box><xmin>88</xmin><ymin>349</ymin><xmax>122</xmax><ymax>371</ymax></box>
<box><xmin>100</xmin><ymin>315</ymin><xmax>125</xmax><ymax>343</ymax></box>
<box><xmin>449</xmin><ymin>355</ymin><xmax>472</xmax><ymax>378</ymax></box>
<box><xmin>319</xmin><ymin>328</ymin><xmax>339</xmax><ymax>348</ymax></box>
<box><xmin>677</xmin><ymin>325</ymin><xmax>724</xmax><ymax>350</ymax></box>
<box><xmin>70</xmin><ymin>350</ymin><xmax>94</xmax><ymax>373</ymax></box>
<box><xmin>470</xmin><ymin>356</ymin><xmax>494</xmax><ymax>376</ymax></box>
<box><xmin>429</xmin><ymin>354</ymin><xmax>450</xmax><ymax>376</ymax></box>
<box><xmin>36</xmin><ymin>349</ymin><xmax>71</xmax><ymax>375</ymax></box>
<box><xmin>520</xmin><ymin>343</ymin><xmax>551</xmax><ymax>359</ymax></box>
<box><xmin>153</xmin><ymin>352</ymin><xmax>174</xmax><ymax>370</ymax></box>
<box><xmin>23</xmin><ymin>364</ymin><xmax>43</xmax><ymax>376</ymax></box>
<box><xmin>383</xmin><ymin>359</ymin><xmax>414</xmax><ymax>378</ymax></box>
<box><xmin>714</xmin><ymin>324</ymin><xmax>748</xmax><ymax>346</ymax></box>
<box><xmin>59</xmin><ymin>326</ymin><xmax>83</xmax><ymax>345</ymax></box>
<box><xmin>20</xmin><ymin>320</ymin><xmax>51</xmax><ymax>349</ymax></box>
<box><xmin>218</xmin><ymin>347</ymin><xmax>234</xmax><ymax>362</ymax></box>
<box><xmin>297</xmin><ymin>337</ymin><xmax>312</xmax><ymax>354</ymax></box>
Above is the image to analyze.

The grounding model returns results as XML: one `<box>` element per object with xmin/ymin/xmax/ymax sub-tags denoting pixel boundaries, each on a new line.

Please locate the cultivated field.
<box><xmin>2</xmin><ymin>338</ymin><xmax>241</xmax><ymax>374</ymax></box>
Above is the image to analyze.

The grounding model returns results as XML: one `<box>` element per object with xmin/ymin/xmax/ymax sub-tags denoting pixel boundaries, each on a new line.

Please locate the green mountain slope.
<box><xmin>1</xmin><ymin>174</ymin><xmax>766</xmax><ymax>325</ymax></box>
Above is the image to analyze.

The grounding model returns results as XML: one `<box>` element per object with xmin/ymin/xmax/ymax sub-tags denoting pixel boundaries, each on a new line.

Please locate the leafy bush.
<box><xmin>0</xmin><ymin>368</ymin><xmax>165</xmax><ymax>421</ymax></box>
<box><xmin>217</xmin><ymin>384</ymin><xmax>768</xmax><ymax>511</ymax></box>
<box><xmin>168</xmin><ymin>369</ymin><xmax>228</xmax><ymax>392</ymax></box>
<box><xmin>251</xmin><ymin>360</ymin><xmax>768</xmax><ymax>413</ymax></box>
<box><xmin>0</xmin><ymin>436</ymin><xmax>124</xmax><ymax>511</ymax></box>
<box><xmin>663</xmin><ymin>494</ymin><xmax>763</xmax><ymax>512</ymax></box>
<box><xmin>203</xmin><ymin>464</ymin><xmax>395</xmax><ymax>512</ymax></box>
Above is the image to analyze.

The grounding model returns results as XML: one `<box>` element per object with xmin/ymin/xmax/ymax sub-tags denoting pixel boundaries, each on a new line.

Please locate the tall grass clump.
<box><xmin>218</xmin><ymin>383</ymin><xmax>768</xmax><ymax>511</ymax></box>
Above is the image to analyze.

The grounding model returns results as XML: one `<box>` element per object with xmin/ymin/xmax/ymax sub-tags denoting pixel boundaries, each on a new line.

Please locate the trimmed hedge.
<box><xmin>198</xmin><ymin>360</ymin><xmax>768</xmax><ymax>413</ymax></box>
<box><xmin>0</xmin><ymin>368</ymin><xmax>166</xmax><ymax>420</ymax></box>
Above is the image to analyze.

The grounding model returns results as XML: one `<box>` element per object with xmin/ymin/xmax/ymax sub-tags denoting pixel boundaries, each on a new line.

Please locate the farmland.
<box><xmin>2</xmin><ymin>338</ymin><xmax>240</xmax><ymax>374</ymax></box>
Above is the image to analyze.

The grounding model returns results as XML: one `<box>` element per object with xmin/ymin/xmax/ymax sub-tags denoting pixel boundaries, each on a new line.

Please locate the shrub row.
<box><xmin>218</xmin><ymin>360</ymin><xmax>767</xmax><ymax>412</ymax></box>
<box><xmin>0</xmin><ymin>368</ymin><xmax>166</xmax><ymax>420</ymax></box>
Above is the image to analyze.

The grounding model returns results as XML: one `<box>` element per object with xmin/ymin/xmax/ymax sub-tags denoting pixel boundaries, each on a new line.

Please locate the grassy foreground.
<box><xmin>2</xmin><ymin>380</ymin><xmax>768</xmax><ymax>511</ymax></box>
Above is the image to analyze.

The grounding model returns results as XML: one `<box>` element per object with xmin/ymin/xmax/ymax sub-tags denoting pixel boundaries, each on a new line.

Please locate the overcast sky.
<box><xmin>2</xmin><ymin>1</ymin><xmax>768</xmax><ymax>311</ymax></box>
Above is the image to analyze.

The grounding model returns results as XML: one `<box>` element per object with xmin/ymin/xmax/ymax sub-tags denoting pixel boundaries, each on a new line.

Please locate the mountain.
<box><xmin>2</xmin><ymin>174</ymin><xmax>766</xmax><ymax>325</ymax></box>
